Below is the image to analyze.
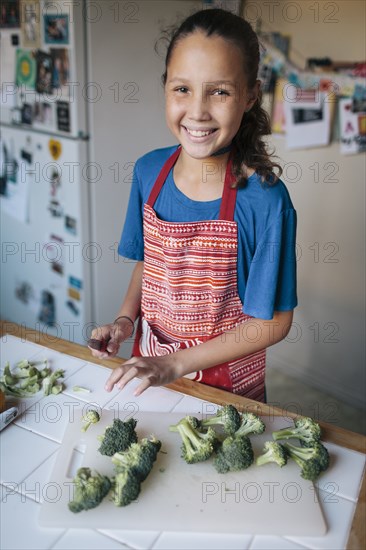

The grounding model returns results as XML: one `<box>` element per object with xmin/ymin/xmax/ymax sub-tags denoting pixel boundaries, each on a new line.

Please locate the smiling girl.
<box><xmin>89</xmin><ymin>9</ymin><xmax>297</xmax><ymax>402</ymax></box>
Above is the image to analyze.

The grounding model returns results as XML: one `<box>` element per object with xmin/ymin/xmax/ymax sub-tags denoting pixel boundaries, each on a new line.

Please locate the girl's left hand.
<box><xmin>104</xmin><ymin>355</ymin><xmax>182</xmax><ymax>396</ymax></box>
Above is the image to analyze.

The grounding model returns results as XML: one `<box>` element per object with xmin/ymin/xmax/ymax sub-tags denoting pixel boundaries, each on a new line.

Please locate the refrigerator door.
<box><xmin>1</xmin><ymin>125</ymin><xmax>91</xmax><ymax>345</ymax></box>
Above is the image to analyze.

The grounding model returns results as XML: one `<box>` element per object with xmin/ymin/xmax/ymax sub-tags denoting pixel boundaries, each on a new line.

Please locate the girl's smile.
<box><xmin>165</xmin><ymin>31</ymin><xmax>257</xmax><ymax>160</ymax></box>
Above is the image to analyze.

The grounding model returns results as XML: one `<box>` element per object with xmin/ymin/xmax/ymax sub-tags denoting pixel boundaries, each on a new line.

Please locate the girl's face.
<box><xmin>165</xmin><ymin>31</ymin><xmax>258</xmax><ymax>160</ymax></box>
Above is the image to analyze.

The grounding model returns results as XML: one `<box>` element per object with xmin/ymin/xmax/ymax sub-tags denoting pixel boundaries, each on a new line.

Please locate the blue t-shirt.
<box><xmin>119</xmin><ymin>146</ymin><xmax>297</xmax><ymax>320</ymax></box>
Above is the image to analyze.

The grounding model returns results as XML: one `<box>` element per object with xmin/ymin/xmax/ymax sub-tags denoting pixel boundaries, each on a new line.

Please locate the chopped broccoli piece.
<box><xmin>112</xmin><ymin>436</ymin><xmax>162</xmax><ymax>482</ymax></box>
<box><xmin>81</xmin><ymin>409</ymin><xmax>101</xmax><ymax>432</ymax></box>
<box><xmin>98</xmin><ymin>417</ymin><xmax>138</xmax><ymax>456</ymax></box>
<box><xmin>170</xmin><ymin>417</ymin><xmax>217</xmax><ymax>464</ymax></box>
<box><xmin>272</xmin><ymin>417</ymin><xmax>321</xmax><ymax>446</ymax></box>
<box><xmin>235</xmin><ymin>412</ymin><xmax>266</xmax><ymax>437</ymax></box>
<box><xmin>68</xmin><ymin>467</ymin><xmax>111</xmax><ymax>513</ymax></box>
<box><xmin>51</xmin><ymin>383</ymin><xmax>63</xmax><ymax>395</ymax></box>
<box><xmin>112</xmin><ymin>469</ymin><xmax>141</xmax><ymax>507</ymax></box>
<box><xmin>0</xmin><ymin>360</ymin><xmax>64</xmax><ymax>398</ymax></box>
<box><xmin>201</xmin><ymin>405</ymin><xmax>241</xmax><ymax>435</ymax></box>
<box><xmin>256</xmin><ymin>441</ymin><xmax>288</xmax><ymax>467</ymax></box>
<box><xmin>282</xmin><ymin>442</ymin><xmax>329</xmax><ymax>481</ymax></box>
<box><xmin>42</xmin><ymin>369</ymin><xmax>65</xmax><ymax>396</ymax></box>
<box><xmin>72</xmin><ymin>386</ymin><xmax>91</xmax><ymax>393</ymax></box>
<box><xmin>214</xmin><ymin>434</ymin><xmax>254</xmax><ymax>473</ymax></box>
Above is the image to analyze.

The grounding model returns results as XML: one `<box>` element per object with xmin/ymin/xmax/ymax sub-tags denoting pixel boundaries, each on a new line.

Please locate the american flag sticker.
<box><xmin>298</xmin><ymin>89</ymin><xmax>317</xmax><ymax>102</ymax></box>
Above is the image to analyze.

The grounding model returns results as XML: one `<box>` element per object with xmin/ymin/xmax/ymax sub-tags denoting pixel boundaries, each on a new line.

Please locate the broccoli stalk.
<box><xmin>282</xmin><ymin>441</ymin><xmax>330</xmax><ymax>481</ymax></box>
<box><xmin>256</xmin><ymin>441</ymin><xmax>288</xmax><ymax>467</ymax></box>
<box><xmin>214</xmin><ymin>434</ymin><xmax>254</xmax><ymax>473</ymax></box>
<box><xmin>200</xmin><ymin>405</ymin><xmax>241</xmax><ymax>435</ymax></box>
<box><xmin>81</xmin><ymin>409</ymin><xmax>101</xmax><ymax>432</ymax></box>
<box><xmin>272</xmin><ymin>417</ymin><xmax>322</xmax><ymax>447</ymax></box>
<box><xmin>68</xmin><ymin>467</ymin><xmax>111</xmax><ymax>513</ymax></box>
<box><xmin>98</xmin><ymin>418</ymin><xmax>138</xmax><ymax>456</ymax></box>
<box><xmin>235</xmin><ymin>412</ymin><xmax>266</xmax><ymax>437</ymax></box>
<box><xmin>169</xmin><ymin>416</ymin><xmax>217</xmax><ymax>464</ymax></box>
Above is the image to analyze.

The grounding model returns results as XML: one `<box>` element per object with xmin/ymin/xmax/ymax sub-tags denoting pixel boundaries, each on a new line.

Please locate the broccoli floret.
<box><xmin>282</xmin><ymin>442</ymin><xmax>329</xmax><ymax>481</ymax></box>
<box><xmin>214</xmin><ymin>434</ymin><xmax>254</xmax><ymax>473</ymax></box>
<box><xmin>235</xmin><ymin>412</ymin><xmax>266</xmax><ymax>437</ymax></box>
<box><xmin>112</xmin><ymin>436</ymin><xmax>162</xmax><ymax>482</ymax></box>
<box><xmin>81</xmin><ymin>409</ymin><xmax>101</xmax><ymax>432</ymax></box>
<box><xmin>201</xmin><ymin>405</ymin><xmax>241</xmax><ymax>435</ymax></box>
<box><xmin>170</xmin><ymin>417</ymin><xmax>217</xmax><ymax>464</ymax></box>
<box><xmin>68</xmin><ymin>467</ymin><xmax>111</xmax><ymax>513</ymax></box>
<box><xmin>112</xmin><ymin>469</ymin><xmax>141</xmax><ymax>507</ymax></box>
<box><xmin>256</xmin><ymin>441</ymin><xmax>288</xmax><ymax>467</ymax></box>
<box><xmin>98</xmin><ymin>417</ymin><xmax>138</xmax><ymax>455</ymax></box>
<box><xmin>272</xmin><ymin>417</ymin><xmax>321</xmax><ymax>446</ymax></box>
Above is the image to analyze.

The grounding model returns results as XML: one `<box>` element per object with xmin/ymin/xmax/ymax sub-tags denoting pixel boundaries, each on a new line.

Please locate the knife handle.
<box><xmin>88</xmin><ymin>338</ymin><xmax>108</xmax><ymax>352</ymax></box>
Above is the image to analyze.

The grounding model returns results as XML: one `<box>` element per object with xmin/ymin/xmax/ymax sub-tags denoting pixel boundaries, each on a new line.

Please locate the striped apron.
<box><xmin>132</xmin><ymin>147</ymin><xmax>266</xmax><ymax>401</ymax></box>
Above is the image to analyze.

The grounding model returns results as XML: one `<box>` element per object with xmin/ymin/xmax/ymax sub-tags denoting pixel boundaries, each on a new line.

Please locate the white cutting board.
<box><xmin>39</xmin><ymin>410</ymin><xmax>327</xmax><ymax>536</ymax></box>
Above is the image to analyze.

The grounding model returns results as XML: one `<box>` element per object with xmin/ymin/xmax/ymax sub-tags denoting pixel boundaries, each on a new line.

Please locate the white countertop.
<box><xmin>1</xmin><ymin>335</ymin><xmax>365</xmax><ymax>550</ymax></box>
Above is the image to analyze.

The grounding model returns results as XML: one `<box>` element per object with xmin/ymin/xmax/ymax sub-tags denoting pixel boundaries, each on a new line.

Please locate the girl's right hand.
<box><xmin>88</xmin><ymin>318</ymin><xmax>134</xmax><ymax>359</ymax></box>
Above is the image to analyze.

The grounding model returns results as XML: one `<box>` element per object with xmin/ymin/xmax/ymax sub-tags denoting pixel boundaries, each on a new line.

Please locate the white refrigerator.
<box><xmin>0</xmin><ymin>0</ymin><xmax>198</xmax><ymax>353</ymax></box>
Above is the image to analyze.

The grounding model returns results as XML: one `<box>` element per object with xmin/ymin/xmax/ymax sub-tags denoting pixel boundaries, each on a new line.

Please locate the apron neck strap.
<box><xmin>147</xmin><ymin>146</ymin><xmax>181</xmax><ymax>208</ymax></box>
<box><xmin>218</xmin><ymin>152</ymin><xmax>237</xmax><ymax>222</ymax></box>
<box><xmin>147</xmin><ymin>146</ymin><xmax>238</xmax><ymax>221</ymax></box>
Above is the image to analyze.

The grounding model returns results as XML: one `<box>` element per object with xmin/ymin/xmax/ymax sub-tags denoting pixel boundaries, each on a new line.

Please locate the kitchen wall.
<box><xmin>248</xmin><ymin>0</ymin><xmax>365</xmax><ymax>408</ymax></box>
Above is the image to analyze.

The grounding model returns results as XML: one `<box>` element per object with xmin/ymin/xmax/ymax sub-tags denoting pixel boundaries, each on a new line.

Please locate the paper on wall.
<box><xmin>284</xmin><ymin>91</ymin><xmax>332</xmax><ymax>150</ymax></box>
<box><xmin>339</xmin><ymin>97</ymin><xmax>366</xmax><ymax>155</ymax></box>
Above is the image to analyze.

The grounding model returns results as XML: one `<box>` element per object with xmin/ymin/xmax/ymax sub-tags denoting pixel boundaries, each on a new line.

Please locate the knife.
<box><xmin>0</xmin><ymin>407</ymin><xmax>19</xmax><ymax>432</ymax></box>
<box><xmin>88</xmin><ymin>338</ymin><xmax>109</xmax><ymax>352</ymax></box>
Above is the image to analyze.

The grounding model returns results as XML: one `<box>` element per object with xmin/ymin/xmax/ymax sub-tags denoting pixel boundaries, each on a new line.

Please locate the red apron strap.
<box><xmin>218</xmin><ymin>153</ymin><xmax>238</xmax><ymax>222</ymax></box>
<box><xmin>146</xmin><ymin>145</ymin><xmax>238</xmax><ymax>221</ymax></box>
<box><xmin>147</xmin><ymin>146</ymin><xmax>182</xmax><ymax>207</ymax></box>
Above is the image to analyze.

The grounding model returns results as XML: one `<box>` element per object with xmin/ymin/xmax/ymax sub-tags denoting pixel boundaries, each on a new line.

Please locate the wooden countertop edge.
<box><xmin>1</xmin><ymin>321</ymin><xmax>364</xmax><ymax>451</ymax></box>
<box><xmin>1</xmin><ymin>321</ymin><xmax>365</xmax><ymax>549</ymax></box>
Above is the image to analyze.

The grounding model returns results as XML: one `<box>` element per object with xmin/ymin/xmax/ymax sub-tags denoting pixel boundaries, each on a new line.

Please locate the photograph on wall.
<box><xmin>15</xmin><ymin>48</ymin><xmax>36</xmax><ymax>89</ymax></box>
<box><xmin>0</xmin><ymin>0</ymin><xmax>20</xmax><ymax>28</ymax></box>
<box><xmin>68</xmin><ymin>275</ymin><xmax>82</xmax><ymax>302</ymax></box>
<box><xmin>339</xmin><ymin>97</ymin><xmax>366</xmax><ymax>155</ymax></box>
<box><xmin>21</xmin><ymin>102</ymin><xmax>33</xmax><ymax>124</ymax></box>
<box><xmin>50</xmin><ymin>48</ymin><xmax>70</xmax><ymax>96</ymax></box>
<box><xmin>44</xmin><ymin>14</ymin><xmax>69</xmax><ymax>45</ymax></box>
<box><xmin>38</xmin><ymin>289</ymin><xmax>56</xmax><ymax>326</ymax></box>
<box><xmin>47</xmin><ymin>165</ymin><xmax>63</xmax><ymax>217</ymax></box>
<box><xmin>20</xmin><ymin>0</ymin><xmax>41</xmax><ymax>48</ymax></box>
<box><xmin>0</xmin><ymin>138</ymin><xmax>18</xmax><ymax>196</ymax></box>
<box><xmin>15</xmin><ymin>280</ymin><xmax>33</xmax><ymax>304</ymax></box>
<box><xmin>56</xmin><ymin>100</ymin><xmax>70</xmax><ymax>132</ymax></box>
<box><xmin>36</xmin><ymin>50</ymin><xmax>53</xmax><ymax>94</ymax></box>
<box><xmin>65</xmin><ymin>214</ymin><xmax>77</xmax><ymax>235</ymax></box>
<box><xmin>0</xmin><ymin>136</ymin><xmax>31</xmax><ymax>223</ymax></box>
<box><xmin>34</xmin><ymin>102</ymin><xmax>53</xmax><ymax>127</ymax></box>
<box><xmin>284</xmin><ymin>92</ymin><xmax>331</xmax><ymax>150</ymax></box>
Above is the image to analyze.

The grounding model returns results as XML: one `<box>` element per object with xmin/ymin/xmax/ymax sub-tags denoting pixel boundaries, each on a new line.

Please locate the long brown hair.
<box><xmin>160</xmin><ymin>8</ymin><xmax>282</xmax><ymax>187</ymax></box>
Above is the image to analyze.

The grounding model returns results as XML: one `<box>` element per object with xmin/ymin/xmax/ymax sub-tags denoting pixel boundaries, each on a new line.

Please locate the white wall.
<box><xmin>248</xmin><ymin>1</ymin><xmax>365</xmax><ymax>407</ymax></box>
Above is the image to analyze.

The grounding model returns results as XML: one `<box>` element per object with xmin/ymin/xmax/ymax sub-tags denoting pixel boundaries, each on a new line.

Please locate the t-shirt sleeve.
<box><xmin>118</xmin><ymin>161</ymin><xmax>144</xmax><ymax>261</ymax></box>
<box><xmin>243</xmin><ymin>208</ymin><xmax>298</xmax><ymax>320</ymax></box>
